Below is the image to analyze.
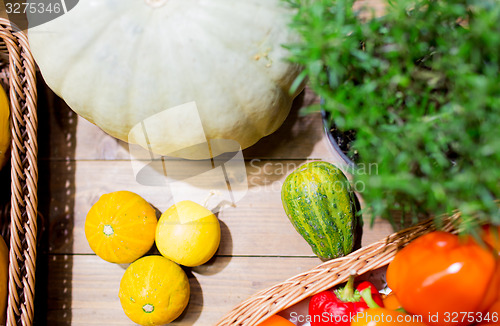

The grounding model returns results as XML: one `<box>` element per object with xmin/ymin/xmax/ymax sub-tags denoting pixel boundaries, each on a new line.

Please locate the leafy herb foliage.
<box><xmin>286</xmin><ymin>0</ymin><xmax>500</xmax><ymax>231</ymax></box>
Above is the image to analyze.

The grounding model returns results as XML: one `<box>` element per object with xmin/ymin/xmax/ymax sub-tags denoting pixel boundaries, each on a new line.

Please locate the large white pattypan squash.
<box><xmin>28</xmin><ymin>0</ymin><xmax>304</xmax><ymax>159</ymax></box>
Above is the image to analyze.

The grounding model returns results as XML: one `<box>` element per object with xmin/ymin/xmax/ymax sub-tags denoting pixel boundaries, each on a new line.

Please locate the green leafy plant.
<box><xmin>286</xmin><ymin>0</ymin><xmax>500</xmax><ymax>232</ymax></box>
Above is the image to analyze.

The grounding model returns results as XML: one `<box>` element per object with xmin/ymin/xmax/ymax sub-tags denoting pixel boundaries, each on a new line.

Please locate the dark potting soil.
<box><xmin>328</xmin><ymin>124</ymin><xmax>359</xmax><ymax>163</ymax></box>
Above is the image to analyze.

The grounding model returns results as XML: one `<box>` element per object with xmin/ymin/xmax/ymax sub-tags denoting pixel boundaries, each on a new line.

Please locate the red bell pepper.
<box><xmin>309</xmin><ymin>273</ymin><xmax>384</xmax><ymax>325</ymax></box>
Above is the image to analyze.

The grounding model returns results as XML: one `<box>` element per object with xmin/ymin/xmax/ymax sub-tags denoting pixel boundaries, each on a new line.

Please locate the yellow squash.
<box><xmin>85</xmin><ymin>191</ymin><xmax>157</xmax><ymax>264</ymax></box>
<box><xmin>0</xmin><ymin>235</ymin><xmax>9</xmax><ymax>324</ymax></box>
<box><xmin>0</xmin><ymin>86</ymin><xmax>10</xmax><ymax>170</ymax></box>
<box><xmin>119</xmin><ymin>255</ymin><xmax>190</xmax><ymax>326</ymax></box>
<box><xmin>156</xmin><ymin>200</ymin><xmax>220</xmax><ymax>267</ymax></box>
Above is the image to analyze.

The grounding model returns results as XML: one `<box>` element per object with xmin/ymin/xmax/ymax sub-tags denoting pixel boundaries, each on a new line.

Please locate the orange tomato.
<box><xmin>475</xmin><ymin>300</ymin><xmax>500</xmax><ymax>326</ymax></box>
<box><xmin>351</xmin><ymin>308</ymin><xmax>428</xmax><ymax>325</ymax></box>
<box><xmin>475</xmin><ymin>235</ymin><xmax>500</xmax><ymax>326</ymax></box>
<box><xmin>386</xmin><ymin>231</ymin><xmax>499</xmax><ymax>326</ymax></box>
<box><xmin>257</xmin><ymin>315</ymin><xmax>295</xmax><ymax>326</ymax></box>
<box><xmin>482</xmin><ymin>224</ymin><xmax>500</xmax><ymax>254</ymax></box>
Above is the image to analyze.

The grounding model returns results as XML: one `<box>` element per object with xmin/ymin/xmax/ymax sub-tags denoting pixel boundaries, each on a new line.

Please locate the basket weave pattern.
<box><xmin>0</xmin><ymin>18</ymin><xmax>38</xmax><ymax>326</ymax></box>
<box><xmin>217</xmin><ymin>213</ymin><xmax>458</xmax><ymax>326</ymax></box>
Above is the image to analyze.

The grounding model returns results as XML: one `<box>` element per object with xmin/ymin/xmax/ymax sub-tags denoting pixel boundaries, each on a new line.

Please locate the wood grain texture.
<box><xmin>38</xmin><ymin>87</ymin><xmax>330</xmax><ymax>161</ymax></box>
<box><xmin>42</xmin><ymin>255</ymin><xmax>322</xmax><ymax>326</ymax></box>
<box><xmin>34</xmin><ymin>72</ymin><xmax>395</xmax><ymax>324</ymax></box>
<box><xmin>38</xmin><ymin>159</ymin><xmax>393</xmax><ymax>257</ymax></box>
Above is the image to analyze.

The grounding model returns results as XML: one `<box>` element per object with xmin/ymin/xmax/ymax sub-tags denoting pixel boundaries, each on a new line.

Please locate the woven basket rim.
<box><xmin>216</xmin><ymin>211</ymin><xmax>460</xmax><ymax>326</ymax></box>
<box><xmin>0</xmin><ymin>17</ymin><xmax>38</xmax><ymax>326</ymax></box>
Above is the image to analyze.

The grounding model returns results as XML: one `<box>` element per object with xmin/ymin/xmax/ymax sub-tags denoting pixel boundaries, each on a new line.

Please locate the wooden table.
<box><xmin>34</xmin><ymin>85</ymin><xmax>394</xmax><ymax>325</ymax></box>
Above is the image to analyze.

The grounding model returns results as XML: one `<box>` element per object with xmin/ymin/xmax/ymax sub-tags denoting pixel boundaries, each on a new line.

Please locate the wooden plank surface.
<box><xmin>41</xmin><ymin>255</ymin><xmax>321</xmax><ymax>326</ymax></box>
<box><xmin>38</xmin><ymin>87</ymin><xmax>329</xmax><ymax>161</ymax></box>
<box><xmin>35</xmin><ymin>84</ymin><xmax>395</xmax><ymax>325</ymax></box>
<box><xmin>39</xmin><ymin>159</ymin><xmax>392</xmax><ymax>257</ymax></box>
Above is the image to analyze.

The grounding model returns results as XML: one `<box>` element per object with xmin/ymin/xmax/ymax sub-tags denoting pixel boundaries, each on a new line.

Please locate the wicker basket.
<box><xmin>216</xmin><ymin>212</ymin><xmax>460</xmax><ymax>326</ymax></box>
<box><xmin>0</xmin><ymin>18</ymin><xmax>38</xmax><ymax>326</ymax></box>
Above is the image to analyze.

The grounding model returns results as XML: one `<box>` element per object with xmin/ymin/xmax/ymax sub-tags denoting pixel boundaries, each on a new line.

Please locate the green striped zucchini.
<box><xmin>281</xmin><ymin>161</ymin><xmax>359</xmax><ymax>260</ymax></box>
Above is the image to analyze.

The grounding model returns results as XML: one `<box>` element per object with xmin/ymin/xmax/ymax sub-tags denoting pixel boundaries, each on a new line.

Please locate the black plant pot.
<box><xmin>321</xmin><ymin>109</ymin><xmax>358</xmax><ymax>168</ymax></box>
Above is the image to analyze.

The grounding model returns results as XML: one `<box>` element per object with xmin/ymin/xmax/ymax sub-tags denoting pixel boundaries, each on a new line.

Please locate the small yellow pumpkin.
<box><xmin>0</xmin><ymin>235</ymin><xmax>9</xmax><ymax>324</ymax></box>
<box><xmin>119</xmin><ymin>255</ymin><xmax>190</xmax><ymax>326</ymax></box>
<box><xmin>85</xmin><ymin>191</ymin><xmax>157</xmax><ymax>264</ymax></box>
<box><xmin>0</xmin><ymin>86</ymin><xmax>10</xmax><ymax>170</ymax></box>
<box><xmin>155</xmin><ymin>200</ymin><xmax>220</xmax><ymax>267</ymax></box>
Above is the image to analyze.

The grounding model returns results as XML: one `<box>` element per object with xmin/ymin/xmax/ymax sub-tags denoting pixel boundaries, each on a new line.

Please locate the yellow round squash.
<box><xmin>119</xmin><ymin>255</ymin><xmax>190</xmax><ymax>326</ymax></box>
<box><xmin>0</xmin><ymin>235</ymin><xmax>9</xmax><ymax>324</ymax></box>
<box><xmin>27</xmin><ymin>0</ymin><xmax>304</xmax><ymax>159</ymax></box>
<box><xmin>155</xmin><ymin>200</ymin><xmax>220</xmax><ymax>267</ymax></box>
<box><xmin>0</xmin><ymin>86</ymin><xmax>10</xmax><ymax>170</ymax></box>
<box><xmin>85</xmin><ymin>191</ymin><xmax>157</xmax><ymax>264</ymax></box>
